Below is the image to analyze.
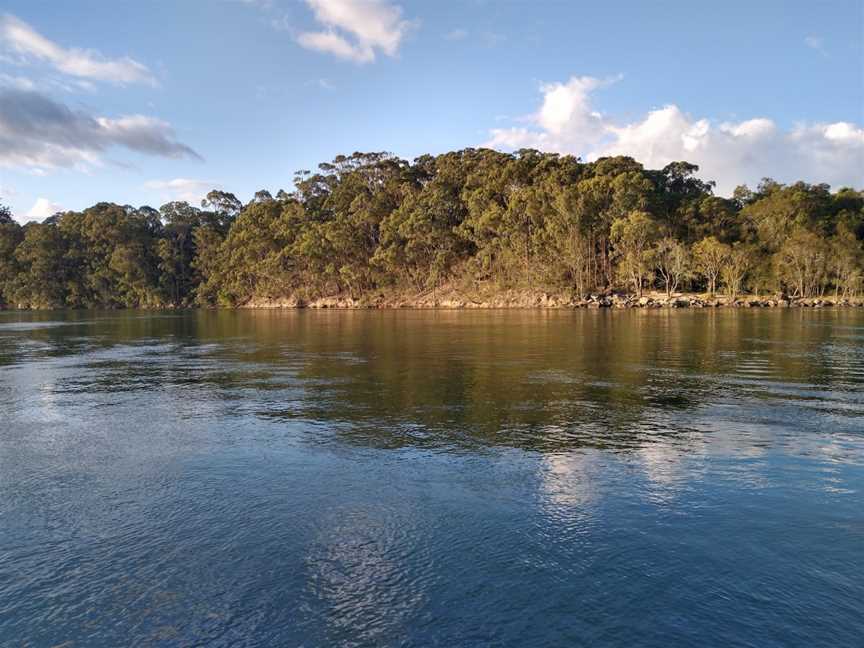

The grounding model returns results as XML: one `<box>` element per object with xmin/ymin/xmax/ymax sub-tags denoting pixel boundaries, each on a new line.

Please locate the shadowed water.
<box><xmin>0</xmin><ymin>309</ymin><xmax>862</xmax><ymax>647</ymax></box>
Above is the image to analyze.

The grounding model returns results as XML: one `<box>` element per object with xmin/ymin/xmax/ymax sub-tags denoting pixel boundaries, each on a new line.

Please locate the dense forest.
<box><xmin>1</xmin><ymin>149</ymin><xmax>863</xmax><ymax>309</ymax></box>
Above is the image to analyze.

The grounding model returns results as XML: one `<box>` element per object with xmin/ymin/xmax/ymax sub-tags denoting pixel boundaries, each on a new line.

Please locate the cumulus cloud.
<box><xmin>144</xmin><ymin>178</ymin><xmax>216</xmax><ymax>203</ymax></box>
<box><xmin>485</xmin><ymin>75</ymin><xmax>864</xmax><ymax>195</ymax></box>
<box><xmin>485</xmin><ymin>76</ymin><xmax>620</xmax><ymax>153</ymax></box>
<box><xmin>25</xmin><ymin>197</ymin><xmax>64</xmax><ymax>222</ymax></box>
<box><xmin>0</xmin><ymin>89</ymin><xmax>201</xmax><ymax>170</ymax></box>
<box><xmin>0</xmin><ymin>14</ymin><xmax>155</xmax><ymax>85</ymax></box>
<box><xmin>297</xmin><ymin>0</ymin><xmax>413</xmax><ymax>63</ymax></box>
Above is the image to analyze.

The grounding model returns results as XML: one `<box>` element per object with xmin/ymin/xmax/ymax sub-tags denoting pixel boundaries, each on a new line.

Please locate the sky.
<box><xmin>0</xmin><ymin>0</ymin><xmax>862</xmax><ymax>222</ymax></box>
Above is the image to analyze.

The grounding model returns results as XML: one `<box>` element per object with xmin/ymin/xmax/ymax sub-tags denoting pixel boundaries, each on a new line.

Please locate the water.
<box><xmin>0</xmin><ymin>309</ymin><xmax>862</xmax><ymax>647</ymax></box>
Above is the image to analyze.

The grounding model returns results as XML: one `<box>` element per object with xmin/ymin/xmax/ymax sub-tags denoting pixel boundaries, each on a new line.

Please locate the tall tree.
<box><xmin>692</xmin><ymin>236</ymin><xmax>730</xmax><ymax>295</ymax></box>
<box><xmin>654</xmin><ymin>237</ymin><xmax>691</xmax><ymax>298</ymax></box>
<box><xmin>0</xmin><ymin>203</ymin><xmax>23</xmax><ymax>306</ymax></box>
<box><xmin>610</xmin><ymin>210</ymin><xmax>659</xmax><ymax>297</ymax></box>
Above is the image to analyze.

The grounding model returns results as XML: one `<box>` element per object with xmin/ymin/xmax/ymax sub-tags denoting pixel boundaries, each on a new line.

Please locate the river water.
<box><xmin>1</xmin><ymin>309</ymin><xmax>862</xmax><ymax>647</ymax></box>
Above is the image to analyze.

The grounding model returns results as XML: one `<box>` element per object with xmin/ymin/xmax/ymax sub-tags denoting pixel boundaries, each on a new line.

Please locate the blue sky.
<box><xmin>1</xmin><ymin>0</ymin><xmax>862</xmax><ymax>221</ymax></box>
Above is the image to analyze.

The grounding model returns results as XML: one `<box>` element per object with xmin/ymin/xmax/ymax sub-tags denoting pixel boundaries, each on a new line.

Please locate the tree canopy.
<box><xmin>1</xmin><ymin>150</ymin><xmax>862</xmax><ymax>309</ymax></box>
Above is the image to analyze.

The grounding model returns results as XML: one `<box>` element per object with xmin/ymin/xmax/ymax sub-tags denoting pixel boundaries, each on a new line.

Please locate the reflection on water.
<box><xmin>0</xmin><ymin>309</ymin><xmax>862</xmax><ymax>646</ymax></box>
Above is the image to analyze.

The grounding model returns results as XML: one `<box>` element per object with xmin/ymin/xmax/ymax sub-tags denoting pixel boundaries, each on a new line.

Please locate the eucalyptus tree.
<box><xmin>610</xmin><ymin>210</ymin><xmax>659</xmax><ymax>297</ymax></box>
<box><xmin>721</xmin><ymin>244</ymin><xmax>754</xmax><ymax>299</ymax></box>
<box><xmin>0</xmin><ymin>151</ymin><xmax>861</xmax><ymax>308</ymax></box>
<box><xmin>654</xmin><ymin>237</ymin><xmax>691</xmax><ymax>298</ymax></box>
<box><xmin>692</xmin><ymin>236</ymin><xmax>730</xmax><ymax>295</ymax></box>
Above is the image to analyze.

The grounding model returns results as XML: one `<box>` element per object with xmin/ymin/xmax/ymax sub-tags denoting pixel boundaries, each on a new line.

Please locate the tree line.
<box><xmin>1</xmin><ymin>149</ymin><xmax>862</xmax><ymax>309</ymax></box>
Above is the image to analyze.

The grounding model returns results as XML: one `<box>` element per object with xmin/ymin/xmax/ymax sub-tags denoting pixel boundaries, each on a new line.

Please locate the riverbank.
<box><xmin>242</xmin><ymin>289</ymin><xmax>864</xmax><ymax>309</ymax></box>
<box><xmin>5</xmin><ymin>289</ymin><xmax>862</xmax><ymax>311</ymax></box>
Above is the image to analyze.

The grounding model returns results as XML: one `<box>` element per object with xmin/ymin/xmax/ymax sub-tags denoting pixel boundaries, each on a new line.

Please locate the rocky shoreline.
<box><xmin>5</xmin><ymin>292</ymin><xmax>862</xmax><ymax>311</ymax></box>
<box><xmin>243</xmin><ymin>291</ymin><xmax>864</xmax><ymax>310</ymax></box>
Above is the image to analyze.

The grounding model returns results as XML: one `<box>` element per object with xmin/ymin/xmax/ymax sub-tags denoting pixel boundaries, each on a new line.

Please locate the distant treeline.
<box><xmin>1</xmin><ymin>150</ymin><xmax>863</xmax><ymax>309</ymax></box>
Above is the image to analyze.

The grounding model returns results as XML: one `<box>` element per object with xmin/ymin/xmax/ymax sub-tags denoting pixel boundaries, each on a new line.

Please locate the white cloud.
<box><xmin>144</xmin><ymin>178</ymin><xmax>216</xmax><ymax>204</ymax></box>
<box><xmin>0</xmin><ymin>14</ymin><xmax>155</xmax><ymax>85</ymax></box>
<box><xmin>0</xmin><ymin>72</ymin><xmax>35</xmax><ymax>90</ymax></box>
<box><xmin>804</xmin><ymin>35</ymin><xmax>827</xmax><ymax>56</ymax></box>
<box><xmin>297</xmin><ymin>30</ymin><xmax>373</xmax><ymax>62</ymax></box>
<box><xmin>25</xmin><ymin>197</ymin><xmax>63</xmax><ymax>222</ymax></box>
<box><xmin>0</xmin><ymin>71</ymin><xmax>98</xmax><ymax>95</ymax></box>
<box><xmin>486</xmin><ymin>75</ymin><xmax>618</xmax><ymax>153</ymax></box>
<box><xmin>0</xmin><ymin>89</ymin><xmax>200</xmax><ymax>171</ymax></box>
<box><xmin>297</xmin><ymin>0</ymin><xmax>413</xmax><ymax>63</ymax></box>
<box><xmin>485</xmin><ymin>75</ymin><xmax>864</xmax><ymax>195</ymax></box>
<box><xmin>822</xmin><ymin>121</ymin><xmax>864</xmax><ymax>144</ymax></box>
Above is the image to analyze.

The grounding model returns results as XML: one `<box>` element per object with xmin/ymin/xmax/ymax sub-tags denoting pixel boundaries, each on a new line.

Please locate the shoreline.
<box><xmin>4</xmin><ymin>293</ymin><xmax>863</xmax><ymax>312</ymax></box>
<box><xmin>240</xmin><ymin>291</ymin><xmax>864</xmax><ymax>310</ymax></box>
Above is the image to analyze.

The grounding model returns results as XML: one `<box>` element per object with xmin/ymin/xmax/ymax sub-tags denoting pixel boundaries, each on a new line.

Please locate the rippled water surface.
<box><xmin>1</xmin><ymin>309</ymin><xmax>863</xmax><ymax>647</ymax></box>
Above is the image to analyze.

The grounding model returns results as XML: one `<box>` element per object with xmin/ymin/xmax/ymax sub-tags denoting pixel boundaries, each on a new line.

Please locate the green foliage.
<box><xmin>831</xmin><ymin>223</ymin><xmax>864</xmax><ymax>298</ymax></box>
<box><xmin>11</xmin><ymin>222</ymin><xmax>70</xmax><ymax>308</ymax></box>
<box><xmin>0</xmin><ymin>152</ymin><xmax>862</xmax><ymax>309</ymax></box>
<box><xmin>774</xmin><ymin>228</ymin><xmax>832</xmax><ymax>298</ymax></box>
<box><xmin>653</xmin><ymin>237</ymin><xmax>691</xmax><ymax>297</ymax></box>
<box><xmin>721</xmin><ymin>244</ymin><xmax>755</xmax><ymax>299</ymax></box>
<box><xmin>692</xmin><ymin>236</ymin><xmax>730</xmax><ymax>295</ymax></box>
<box><xmin>0</xmin><ymin>206</ymin><xmax>23</xmax><ymax>307</ymax></box>
<box><xmin>610</xmin><ymin>210</ymin><xmax>659</xmax><ymax>296</ymax></box>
